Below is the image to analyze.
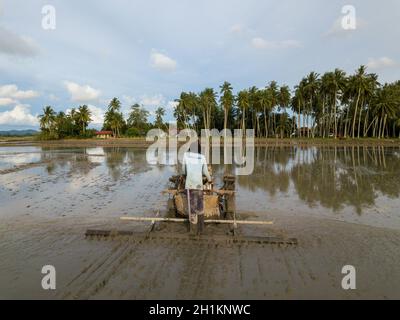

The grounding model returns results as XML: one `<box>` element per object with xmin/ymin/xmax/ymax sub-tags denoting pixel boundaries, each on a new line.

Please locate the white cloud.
<box><xmin>64</xmin><ymin>81</ymin><xmax>101</xmax><ymax>102</ymax></box>
<box><xmin>0</xmin><ymin>84</ymin><xmax>39</xmax><ymax>100</ymax></box>
<box><xmin>0</xmin><ymin>97</ymin><xmax>17</xmax><ymax>106</ymax></box>
<box><xmin>140</xmin><ymin>94</ymin><xmax>165</xmax><ymax>106</ymax></box>
<box><xmin>367</xmin><ymin>57</ymin><xmax>397</xmax><ymax>70</ymax></box>
<box><xmin>66</xmin><ymin>104</ymin><xmax>104</xmax><ymax>125</ymax></box>
<box><xmin>150</xmin><ymin>51</ymin><xmax>177</xmax><ymax>72</ymax></box>
<box><xmin>87</xmin><ymin>105</ymin><xmax>104</xmax><ymax>125</ymax></box>
<box><xmin>0</xmin><ymin>26</ymin><xmax>40</xmax><ymax>57</ymax></box>
<box><xmin>0</xmin><ymin>104</ymin><xmax>38</xmax><ymax>126</ymax></box>
<box><xmin>167</xmin><ymin>100</ymin><xmax>178</xmax><ymax>110</ymax></box>
<box><xmin>251</xmin><ymin>37</ymin><xmax>269</xmax><ymax>49</ymax></box>
<box><xmin>48</xmin><ymin>94</ymin><xmax>60</xmax><ymax>101</ymax></box>
<box><xmin>251</xmin><ymin>37</ymin><xmax>301</xmax><ymax>49</ymax></box>
<box><xmin>122</xmin><ymin>95</ymin><xmax>136</xmax><ymax>106</ymax></box>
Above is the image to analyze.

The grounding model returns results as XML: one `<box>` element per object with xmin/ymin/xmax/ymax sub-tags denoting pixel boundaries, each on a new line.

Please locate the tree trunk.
<box><xmin>264</xmin><ymin>106</ymin><xmax>268</xmax><ymax>138</ymax></box>
<box><xmin>224</xmin><ymin>108</ymin><xmax>228</xmax><ymax>132</ymax></box>
<box><xmin>352</xmin><ymin>88</ymin><xmax>361</xmax><ymax>138</ymax></box>
<box><xmin>382</xmin><ymin>114</ymin><xmax>387</xmax><ymax>139</ymax></box>
<box><xmin>242</xmin><ymin>108</ymin><xmax>246</xmax><ymax>136</ymax></box>
<box><xmin>378</xmin><ymin>113</ymin><xmax>383</xmax><ymax>139</ymax></box>
<box><xmin>333</xmin><ymin>90</ymin><xmax>337</xmax><ymax>139</ymax></box>
<box><xmin>357</xmin><ymin>100</ymin><xmax>363</xmax><ymax>138</ymax></box>
<box><xmin>298</xmin><ymin>103</ymin><xmax>301</xmax><ymax>138</ymax></box>
<box><xmin>363</xmin><ymin>109</ymin><xmax>369</xmax><ymax>137</ymax></box>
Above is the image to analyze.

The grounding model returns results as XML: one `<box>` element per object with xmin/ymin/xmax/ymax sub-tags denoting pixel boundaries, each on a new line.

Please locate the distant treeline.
<box><xmin>37</xmin><ymin>99</ymin><xmax>166</xmax><ymax>139</ymax></box>
<box><xmin>38</xmin><ymin>65</ymin><xmax>400</xmax><ymax>139</ymax></box>
<box><xmin>0</xmin><ymin>129</ymin><xmax>38</xmax><ymax>137</ymax></box>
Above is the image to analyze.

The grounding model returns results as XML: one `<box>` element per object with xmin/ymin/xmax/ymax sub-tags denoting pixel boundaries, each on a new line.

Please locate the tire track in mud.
<box><xmin>172</xmin><ymin>242</ymin><xmax>219</xmax><ymax>299</ymax></box>
<box><xmin>61</xmin><ymin>238</ymin><xmax>141</xmax><ymax>299</ymax></box>
<box><xmin>140</xmin><ymin>241</ymin><xmax>181</xmax><ymax>298</ymax></box>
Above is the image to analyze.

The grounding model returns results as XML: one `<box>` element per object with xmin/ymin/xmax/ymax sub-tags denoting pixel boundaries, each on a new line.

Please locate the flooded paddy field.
<box><xmin>1</xmin><ymin>145</ymin><xmax>400</xmax><ymax>299</ymax></box>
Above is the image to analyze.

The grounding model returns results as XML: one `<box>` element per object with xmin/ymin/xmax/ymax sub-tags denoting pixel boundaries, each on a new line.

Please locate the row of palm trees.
<box><xmin>38</xmin><ymin>105</ymin><xmax>92</xmax><ymax>139</ymax></box>
<box><xmin>38</xmin><ymin>98</ymin><xmax>167</xmax><ymax>138</ymax></box>
<box><xmin>174</xmin><ymin>66</ymin><xmax>400</xmax><ymax>138</ymax></box>
<box><xmin>103</xmin><ymin>98</ymin><xmax>166</xmax><ymax>137</ymax></box>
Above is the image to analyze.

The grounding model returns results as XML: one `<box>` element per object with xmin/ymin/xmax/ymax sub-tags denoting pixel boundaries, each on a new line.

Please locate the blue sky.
<box><xmin>0</xmin><ymin>0</ymin><xmax>399</xmax><ymax>130</ymax></box>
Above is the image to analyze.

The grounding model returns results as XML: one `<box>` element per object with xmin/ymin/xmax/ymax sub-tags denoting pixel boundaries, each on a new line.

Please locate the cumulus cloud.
<box><xmin>122</xmin><ymin>95</ymin><xmax>136</xmax><ymax>106</ymax></box>
<box><xmin>0</xmin><ymin>26</ymin><xmax>40</xmax><ymax>57</ymax></box>
<box><xmin>48</xmin><ymin>94</ymin><xmax>60</xmax><ymax>101</ymax></box>
<box><xmin>87</xmin><ymin>105</ymin><xmax>105</xmax><ymax>125</ymax></box>
<box><xmin>66</xmin><ymin>104</ymin><xmax>104</xmax><ymax>125</ymax></box>
<box><xmin>251</xmin><ymin>37</ymin><xmax>301</xmax><ymax>49</ymax></box>
<box><xmin>367</xmin><ymin>57</ymin><xmax>397</xmax><ymax>70</ymax></box>
<box><xmin>150</xmin><ymin>51</ymin><xmax>177</xmax><ymax>72</ymax></box>
<box><xmin>0</xmin><ymin>97</ymin><xmax>17</xmax><ymax>106</ymax></box>
<box><xmin>0</xmin><ymin>104</ymin><xmax>38</xmax><ymax>126</ymax></box>
<box><xmin>167</xmin><ymin>100</ymin><xmax>178</xmax><ymax>110</ymax></box>
<box><xmin>64</xmin><ymin>81</ymin><xmax>101</xmax><ymax>102</ymax></box>
<box><xmin>140</xmin><ymin>94</ymin><xmax>165</xmax><ymax>106</ymax></box>
<box><xmin>0</xmin><ymin>84</ymin><xmax>39</xmax><ymax>100</ymax></box>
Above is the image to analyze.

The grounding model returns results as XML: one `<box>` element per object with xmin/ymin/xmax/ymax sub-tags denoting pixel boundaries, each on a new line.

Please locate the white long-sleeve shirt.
<box><xmin>182</xmin><ymin>152</ymin><xmax>211</xmax><ymax>190</ymax></box>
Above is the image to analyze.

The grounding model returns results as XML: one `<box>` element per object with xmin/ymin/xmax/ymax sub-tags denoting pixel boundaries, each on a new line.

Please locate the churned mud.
<box><xmin>1</xmin><ymin>145</ymin><xmax>400</xmax><ymax>299</ymax></box>
<box><xmin>1</xmin><ymin>213</ymin><xmax>400</xmax><ymax>299</ymax></box>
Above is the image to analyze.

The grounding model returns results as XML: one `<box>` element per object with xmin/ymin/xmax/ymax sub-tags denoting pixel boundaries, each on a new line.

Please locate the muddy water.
<box><xmin>1</xmin><ymin>145</ymin><xmax>400</xmax><ymax>299</ymax></box>
<box><xmin>2</xmin><ymin>145</ymin><xmax>400</xmax><ymax>227</ymax></box>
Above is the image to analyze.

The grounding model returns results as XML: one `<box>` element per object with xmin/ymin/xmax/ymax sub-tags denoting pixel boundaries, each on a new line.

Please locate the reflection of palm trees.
<box><xmin>237</xmin><ymin>146</ymin><xmax>400</xmax><ymax>214</ymax></box>
<box><xmin>103</xmin><ymin>147</ymin><xmax>127</xmax><ymax>180</ymax></box>
<box><xmin>40</xmin><ymin>147</ymin><xmax>98</xmax><ymax>176</ymax></box>
<box><xmin>125</xmin><ymin>148</ymin><xmax>148</xmax><ymax>170</ymax></box>
<box><xmin>238</xmin><ymin>147</ymin><xmax>291</xmax><ymax>195</ymax></box>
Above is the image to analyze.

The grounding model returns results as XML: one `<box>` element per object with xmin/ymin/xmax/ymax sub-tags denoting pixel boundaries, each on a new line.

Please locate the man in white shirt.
<box><xmin>182</xmin><ymin>140</ymin><xmax>211</xmax><ymax>235</ymax></box>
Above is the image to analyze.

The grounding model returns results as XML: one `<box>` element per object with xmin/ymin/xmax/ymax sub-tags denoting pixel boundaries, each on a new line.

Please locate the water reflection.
<box><xmin>3</xmin><ymin>145</ymin><xmax>400</xmax><ymax>215</ymax></box>
<box><xmin>238</xmin><ymin>146</ymin><xmax>400</xmax><ymax>214</ymax></box>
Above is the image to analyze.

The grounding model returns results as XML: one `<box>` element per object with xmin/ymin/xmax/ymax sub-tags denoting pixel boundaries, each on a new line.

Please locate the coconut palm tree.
<box><xmin>236</xmin><ymin>90</ymin><xmax>250</xmax><ymax>134</ymax></box>
<box><xmin>219</xmin><ymin>81</ymin><xmax>234</xmax><ymax>133</ymax></box>
<box><xmin>266</xmin><ymin>81</ymin><xmax>278</xmax><ymax>135</ymax></box>
<box><xmin>199</xmin><ymin>88</ymin><xmax>217</xmax><ymax>132</ymax></box>
<box><xmin>258</xmin><ymin>89</ymin><xmax>272</xmax><ymax>137</ymax></box>
<box><xmin>304</xmin><ymin>72</ymin><xmax>320</xmax><ymax>137</ymax></box>
<box><xmin>174</xmin><ymin>92</ymin><xmax>189</xmax><ymax>129</ymax></box>
<box><xmin>104</xmin><ymin>98</ymin><xmax>124</xmax><ymax>137</ymax></box>
<box><xmin>247</xmin><ymin>86</ymin><xmax>259</xmax><ymax>134</ymax></box>
<box><xmin>358</xmin><ymin>73</ymin><xmax>378</xmax><ymax>137</ymax></box>
<box><xmin>154</xmin><ymin>106</ymin><xmax>165</xmax><ymax>129</ymax></box>
<box><xmin>291</xmin><ymin>91</ymin><xmax>302</xmax><ymax>137</ymax></box>
<box><xmin>372</xmin><ymin>85</ymin><xmax>397</xmax><ymax>138</ymax></box>
<box><xmin>38</xmin><ymin>106</ymin><xmax>56</xmax><ymax>132</ymax></box>
<box><xmin>332</xmin><ymin>69</ymin><xmax>347</xmax><ymax>138</ymax></box>
<box><xmin>277</xmin><ymin>85</ymin><xmax>291</xmax><ymax>138</ymax></box>
<box><xmin>77</xmin><ymin>105</ymin><xmax>92</xmax><ymax>134</ymax></box>
<box><xmin>293</xmin><ymin>79</ymin><xmax>307</xmax><ymax>137</ymax></box>
<box><xmin>187</xmin><ymin>92</ymin><xmax>199</xmax><ymax>131</ymax></box>
<box><xmin>348</xmin><ymin>66</ymin><xmax>374</xmax><ymax>138</ymax></box>
<box><xmin>319</xmin><ymin>72</ymin><xmax>331</xmax><ymax>137</ymax></box>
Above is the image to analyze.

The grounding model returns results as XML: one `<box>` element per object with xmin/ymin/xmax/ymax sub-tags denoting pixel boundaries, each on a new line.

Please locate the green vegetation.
<box><xmin>37</xmin><ymin>99</ymin><xmax>166</xmax><ymax>139</ymax></box>
<box><xmin>37</xmin><ymin>105</ymin><xmax>96</xmax><ymax>140</ymax></box>
<box><xmin>37</xmin><ymin>65</ymin><xmax>400</xmax><ymax>140</ymax></box>
<box><xmin>175</xmin><ymin>66</ymin><xmax>400</xmax><ymax>139</ymax></box>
